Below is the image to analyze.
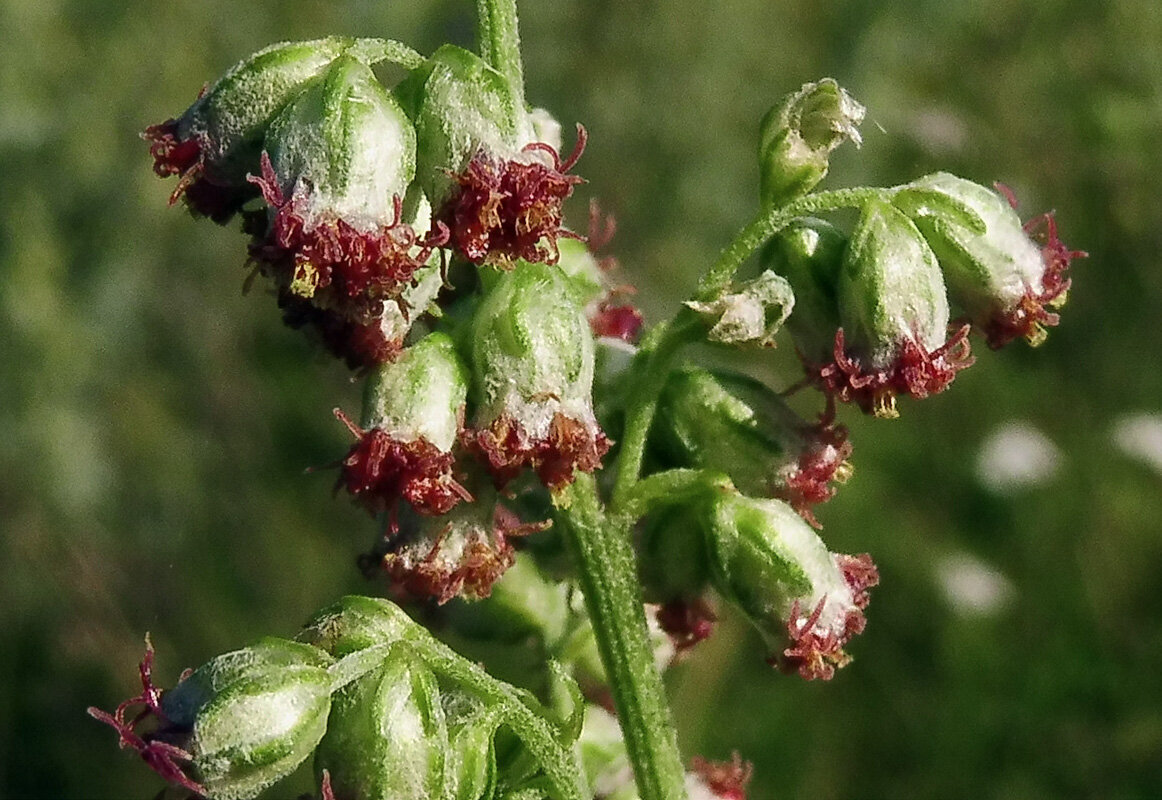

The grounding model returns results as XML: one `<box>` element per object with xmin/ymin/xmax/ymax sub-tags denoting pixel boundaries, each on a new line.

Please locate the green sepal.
<box><xmin>398</xmin><ymin>43</ymin><xmax>533</xmax><ymax>206</ymax></box>
<box><xmin>838</xmin><ymin>198</ymin><xmax>950</xmax><ymax>368</ymax></box>
<box><xmin>315</xmin><ymin>645</ymin><xmax>449</xmax><ymax>800</ymax></box>
<box><xmin>361</xmin><ymin>331</ymin><xmax>469</xmax><ymax>452</ymax></box>
<box><xmin>264</xmin><ymin>55</ymin><xmax>416</xmax><ymax>229</ymax></box>
<box><xmin>760</xmin><ymin>216</ymin><xmax>847</xmax><ymax>363</ymax></box>
<box><xmin>177</xmin><ymin>38</ymin><xmax>414</xmax><ymax>182</ymax></box>
<box><xmin>471</xmin><ymin>260</ymin><xmax>597</xmax><ymax>424</ymax></box>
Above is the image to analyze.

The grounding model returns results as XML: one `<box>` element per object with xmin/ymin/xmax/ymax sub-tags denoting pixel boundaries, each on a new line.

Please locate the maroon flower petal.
<box><xmin>437</xmin><ymin>126</ymin><xmax>587</xmax><ymax>266</ymax></box>
<box><xmin>806</xmin><ymin>324</ymin><xmax>974</xmax><ymax>417</ymax></box>
<box><xmin>336</xmin><ymin>409</ymin><xmax>471</xmax><ymax>516</ymax></box>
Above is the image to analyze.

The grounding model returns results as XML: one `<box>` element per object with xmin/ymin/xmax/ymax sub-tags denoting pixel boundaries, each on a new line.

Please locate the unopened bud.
<box><xmin>315</xmin><ymin>646</ymin><xmax>448</xmax><ymax>800</ymax></box>
<box><xmin>704</xmin><ymin>492</ymin><xmax>878</xmax><ymax>679</ymax></box>
<box><xmin>652</xmin><ymin>367</ymin><xmax>852</xmax><ymax>524</ymax></box>
<box><xmin>160</xmin><ymin>638</ymin><xmax>334</xmax><ymax>800</ymax></box>
<box><xmin>893</xmin><ymin>172</ymin><xmax>1084</xmax><ymax>349</ymax></box>
<box><xmin>758</xmin><ymin>79</ymin><xmax>865</xmax><ymax>208</ymax></box>
<box><xmin>464</xmin><ymin>260</ymin><xmax>610</xmax><ymax>490</ymax></box>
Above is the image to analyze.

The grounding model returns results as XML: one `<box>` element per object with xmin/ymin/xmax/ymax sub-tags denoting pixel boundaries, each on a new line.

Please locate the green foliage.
<box><xmin>3</xmin><ymin>0</ymin><xmax>1160</xmax><ymax>797</ymax></box>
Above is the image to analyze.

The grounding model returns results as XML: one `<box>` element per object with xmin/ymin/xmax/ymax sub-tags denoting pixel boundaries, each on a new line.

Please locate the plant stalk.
<box><xmin>476</xmin><ymin>0</ymin><xmax>525</xmax><ymax>104</ymax></box>
<box><xmin>557</xmin><ymin>475</ymin><xmax>688</xmax><ymax>800</ymax></box>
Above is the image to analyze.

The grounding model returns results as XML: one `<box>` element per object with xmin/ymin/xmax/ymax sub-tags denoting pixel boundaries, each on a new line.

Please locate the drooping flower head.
<box><xmin>364</xmin><ymin>488</ymin><xmax>547</xmax><ymax>604</ymax></box>
<box><xmin>400</xmin><ymin>45</ymin><xmax>584</xmax><ymax>267</ymax></box>
<box><xmin>704</xmin><ymin>493</ymin><xmax>878</xmax><ymax>679</ymax></box>
<box><xmin>337</xmin><ymin>332</ymin><xmax>471</xmax><ymax>517</ymax></box>
<box><xmin>245</xmin><ymin>56</ymin><xmax>447</xmax><ymax>339</ymax></box>
<box><xmin>652</xmin><ymin>367</ymin><xmax>852</xmax><ymax>526</ymax></box>
<box><xmin>464</xmin><ymin>260</ymin><xmax>610</xmax><ymax>491</ymax></box>
<box><xmin>91</xmin><ymin>638</ymin><xmax>335</xmax><ymax>800</ymax></box>
<box><xmin>894</xmin><ymin>172</ymin><xmax>1086</xmax><ymax>349</ymax></box>
<box><xmin>784</xmin><ymin>199</ymin><xmax>974</xmax><ymax>417</ymax></box>
<box><xmin>144</xmin><ymin>38</ymin><xmax>391</xmax><ymax>222</ymax></box>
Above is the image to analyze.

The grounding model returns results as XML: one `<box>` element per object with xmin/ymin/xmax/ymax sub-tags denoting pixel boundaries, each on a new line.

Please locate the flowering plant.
<box><xmin>92</xmin><ymin>2</ymin><xmax>1082</xmax><ymax>798</ymax></box>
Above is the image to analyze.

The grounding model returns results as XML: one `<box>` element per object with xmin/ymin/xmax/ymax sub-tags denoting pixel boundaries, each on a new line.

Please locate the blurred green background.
<box><xmin>2</xmin><ymin>0</ymin><xmax>1160</xmax><ymax>797</ymax></box>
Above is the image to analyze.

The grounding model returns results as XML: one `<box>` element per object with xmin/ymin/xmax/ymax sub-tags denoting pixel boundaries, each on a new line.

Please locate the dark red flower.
<box><xmin>336</xmin><ymin>409</ymin><xmax>471</xmax><ymax>517</ymax></box>
<box><xmin>437</xmin><ymin>126</ymin><xmax>587</xmax><ymax>266</ymax></box>
<box><xmin>690</xmin><ymin>753</ymin><xmax>753</xmax><ymax>800</ymax></box>
<box><xmin>805</xmin><ymin>324</ymin><xmax>974</xmax><ymax>418</ymax></box>
<box><xmin>464</xmin><ymin>410</ymin><xmax>611</xmax><ymax>491</ymax></box>
<box><xmin>775</xmin><ymin>553</ymin><xmax>879</xmax><ymax>680</ymax></box>
<box><xmin>143</xmin><ymin>119</ymin><xmax>256</xmax><ymax>224</ymax></box>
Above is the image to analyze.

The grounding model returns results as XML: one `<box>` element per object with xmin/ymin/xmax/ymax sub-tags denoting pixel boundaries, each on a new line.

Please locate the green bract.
<box><xmin>467</xmin><ymin>260</ymin><xmax>607</xmax><ymax>490</ymax></box>
<box><xmin>839</xmin><ymin>198</ymin><xmax>951</xmax><ymax>370</ymax></box>
<box><xmin>758</xmin><ymin>78</ymin><xmax>865</xmax><ymax>208</ymax></box>
<box><xmin>160</xmin><ymin>638</ymin><xmax>334</xmax><ymax>800</ymax></box>
<box><xmin>894</xmin><ymin>172</ymin><xmax>1060</xmax><ymax>346</ymax></box>
<box><xmin>399</xmin><ymin>43</ymin><xmax>533</xmax><ymax>205</ymax></box>
<box><xmin>760</xmin><ymin>216</ymin><xmax>847</xmax><ymax>363</ymax></box>
<box><xmin>684</xmin><ymin>270</ymin><xmax>794</xmax><ymax>347</ymax></box>
<box><xmin>264</xmin><ymin>55</ymin><xmax>417</xmax><ymax>231</ymax></box>
<box><xmin>316</xmin><ymin>646</ymin><xmax>449</xmax><ymax>800</ymax></box>
<box><xmin>361</xmin><ymin>331</ymin><xmax>469</xmax><ymax>452</ymax></box>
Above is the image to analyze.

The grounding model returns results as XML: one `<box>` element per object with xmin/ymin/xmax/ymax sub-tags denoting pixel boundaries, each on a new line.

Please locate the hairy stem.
<box><xmin>476</xmin><ymin>0</ymin><xmax>525</xmax><ymax>104</ymax></box>
<box><xmin>557</xmin><ymin>476</ymin><xmax>688</xmax><ymax>800</ymax></box>
<box><xmin>697</xmin><ymin>186</ymin><xmax>886</xmax><ymax>300</ymax></box>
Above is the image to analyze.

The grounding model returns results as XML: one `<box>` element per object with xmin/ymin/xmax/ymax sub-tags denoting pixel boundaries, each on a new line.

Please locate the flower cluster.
<box><xmin>147</xmin><ymin>38</ymin><xmax>623</xmax><ymax>605</ymax></box>
<box><xmin>117</xmin><ymin>14</ymin><xmax>1082</xmax><ymax>799</ymax></box>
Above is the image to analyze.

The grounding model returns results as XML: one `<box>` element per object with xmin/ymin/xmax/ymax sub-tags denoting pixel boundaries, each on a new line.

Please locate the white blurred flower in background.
<box><xmin>1111</xmin><ymin>412</ymin><xmax>1162</xmax><ymax>476</ymax></box>
<box><xmin>976</xmin><ymin>420</ymin><xmax>1061</xmax><ymax>492</ymax></box>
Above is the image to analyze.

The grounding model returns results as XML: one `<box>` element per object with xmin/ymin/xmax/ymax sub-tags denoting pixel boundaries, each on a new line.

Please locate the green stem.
<box><xmin>697</xmin><ymin>186</ymin><xmax>886</xmax><ymax>300</ymax></box>
<box><xmin>476</xmin><ymin>0</ymin><xmax>525</xmax><ymax>104</ymax></box>
<box><xmin>610</xmin><ymin>311</ymin><xmax>702</xmax><ymax>510</ymax></box>
<box><xmin>557</xmin><ymin>475</ymin><xmax>688</xmax><ymax>800</ymax></box>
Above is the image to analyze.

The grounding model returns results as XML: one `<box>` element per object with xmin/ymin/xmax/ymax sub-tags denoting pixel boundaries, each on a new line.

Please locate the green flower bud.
<box><xmin>144</xmin><ymin>37</ymin><xmax>396</xmax><ymax>221</ymax></box>
<box><xmin>822</xmin><ymin>198</ymin><xmax>974</xmax><ymax>418</ymax></box>
<box><xmin>704</xmin><ymin>492</ymin><xmax>878</xmax><ymax>680</ymax></box>
<box><xmin>400</xmin><ymin>45</ymin><xmax>584</xmax><ymax>266</ymax></box>
<box><xmin>315</xmin><ymin>646</ymin><xmax>448</xmax><ymax>800</ymax></box>
<box><xmin>465</xmin><ymin>261</ymin><xmax>610</xmax><ymax>491</ymax></box>
<box><xmin>759</xmin><ymin>216</ymin><xmax>846</xmax><ymax>363</ymax></box>
<box><xmin>684</xmin><ymin>271</ymin><xmax>795</xmax><ymax>347</ymax></box>
<box><xmin>893</xmin><ymin>172</ymin><xmax>1083</xmax><ymax>349</ymax></box>
<box><xmin>652</xmin><ymin>367</ymin><xmax>852</xmax><ymax>525</ymax></box>
<box><xmin>297</xmin><ymin>595</ymin><xmax>416</xmax><ymax>658</ymax></box>
<box><xmin>758</xmin><ymin>79</ymin><xmax>865</xmax><ymax>208</ymax></box>
<box><xmin>160</xmin><ymin>638</ymin><xmax>335</xmax><ymax>800</ymax></box>
<box><xmin>336</xmin><ymin>331</ymin><xmax>472</xmax><ymax>517</ymax></box>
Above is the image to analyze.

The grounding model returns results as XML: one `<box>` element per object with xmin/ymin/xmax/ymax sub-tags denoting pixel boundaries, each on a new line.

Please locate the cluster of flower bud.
<box><xmin>147</xmin><ymin>38</ymin><xmax>650</xmax><ymax>605</ymax></box>
<box><xmin>90</xmin><ymin>596</ymin><xmax>592</xmax><ymax>800</ymax></box>
<box><xmin>748</xmin><ymin>80</ymin><xmax>1083</xmax><ymax>418</ymax></box>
